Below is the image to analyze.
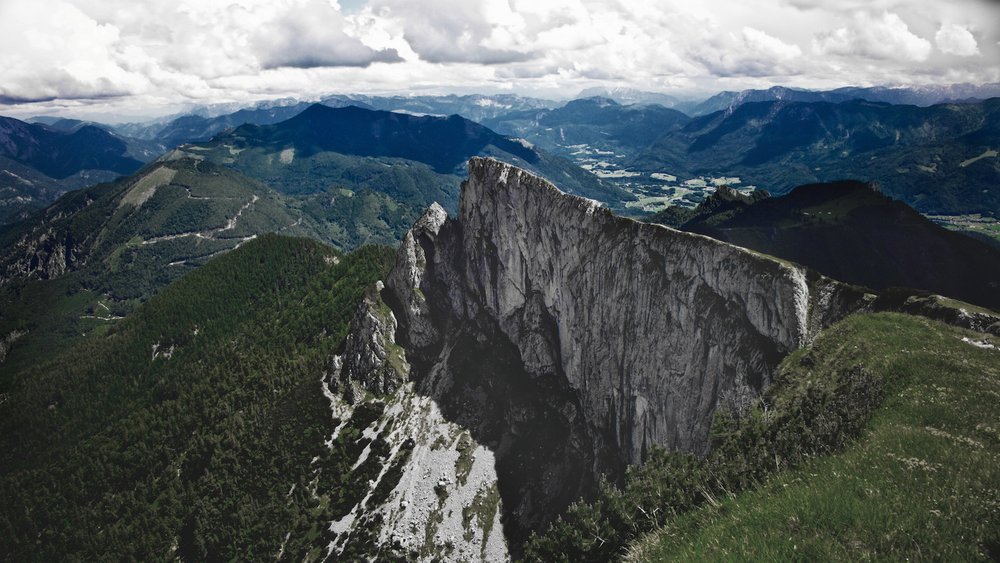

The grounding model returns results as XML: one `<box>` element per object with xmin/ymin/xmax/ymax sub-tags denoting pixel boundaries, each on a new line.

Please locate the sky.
<box><xmin>1</xmin><ymin>0</ymin><xmax>998</xmax><ymax>122</ymax></box>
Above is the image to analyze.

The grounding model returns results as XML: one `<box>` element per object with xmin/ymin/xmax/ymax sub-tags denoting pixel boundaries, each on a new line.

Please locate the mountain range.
<box><xmin>484</xmin><ymin>96</ymin><xmax>690</xmax><ymax>157</ymax></box>
<box><xmin>1</xmin><ymin>82</ymin><xmax>1000</xmax><ymax>562</ymax></box>
<box><xmin>632</xmin><ymin>97</ymin><xmax>1000</xmax><ymax>216</ymax></box>
<box><xmin>0</xmin><ymin>117</ymin><xmax>162</xmax><ymax>223</ymax></box>
<box><xmin>689</xmin><ymin>83</ymin><xmax>1000</xmax><ymax>116</ymax></box>
<box><xmin>0</xmin><ymin>103</ymin><xmax>624</xmax><ymax>372</ymax></box>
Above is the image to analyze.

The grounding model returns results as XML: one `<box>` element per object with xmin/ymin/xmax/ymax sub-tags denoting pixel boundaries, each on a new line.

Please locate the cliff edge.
<box><xmin>324</xmin><ymin>157</ymin><xmax>872</xmax><ymax>559</ymax></box>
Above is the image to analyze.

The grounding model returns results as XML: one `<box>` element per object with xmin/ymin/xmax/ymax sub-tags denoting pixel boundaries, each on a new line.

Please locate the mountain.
<box><xmin>0</xmin><ymin>116</ymin><xmax>151</xmax><ymax>180</ymax></box>
<box><xmin>320</xmin><ymin>93</ymin><xmax>558</xmax><ymax>123</ymax></box>
<box><xmin>632</xmin><ymin>98</ymin><xmax>1000</xmax><ymax>216</ymax></box>
<box><xmin>312</xmin><ymin>158</ymin><xmax>875</xmax><ymax>558</ymax></box>
<box><xmin>26</xmin><ymin>116</ymin><xmax>111</xmax><ymax>133</ymax></box>
<box><xmin>2</xmin><ymin>158</ymin><xmax>997</xmax><ymax>561</ymax></box>
<box><xmin>689</xmin><ymin>83</ymin><xmax>1000</xmax><ymax>116</ymax></box>
<box><xmin>0</xmin><ymin>158</ymin><xmax>319</xmax><ymax>373</ymax></box>
<box><xmin>649</xmin><ymin>181</ymin><xmax>1000</xmax><ymax>311</ymax></box>
<box><xmin>484</xmin><ymin>96</ymin><xmax>690</xmax><ymax>155</ymax></box>
<box><xmin>228</xmin><ymin>103</ymin><xmax>545</xmax><ymax>175</ymax></box>
<box><xmin>112</xmin><ymin>95</ymin><xmax>556</xmax><ymax>149</ymax></box>
<box><xmin>188</xmin><ymin>104</ymin><xmax>630</xmax><ymax>244</ymax></box>
<box><xmin>575</xmin><ymin>87</ymin><xmax>683</xmax><ymax>108</ymax></box>
<box><xmin>535</xmin><ymin>311</ymin><xmax>1000</xmax><ymax>561</ymax></box>
<box><xmin>0</xmin><ymin>104</ymin><xmax>624</xmax><ymax>370</ymax></box>
<box><xmin>0</xmin><ymin>115</ymin><xmax>162</xmax><ymax>224</ymax></box>
<box><xmin>126</xmin><ymin>102</ymin><xmax>313</xmax><ymax>148</ymax></box>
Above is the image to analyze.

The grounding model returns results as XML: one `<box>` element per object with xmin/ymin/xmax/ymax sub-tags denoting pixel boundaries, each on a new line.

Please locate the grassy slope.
<box><xmin>628</xmin><ymin>313</ymin><xmax>1000</xmax><ymax>561</ymax></box>
<box><xmin>0</xmin><ymin>234</ymin><xmax>395</xmax><ymax>561</ymax></box>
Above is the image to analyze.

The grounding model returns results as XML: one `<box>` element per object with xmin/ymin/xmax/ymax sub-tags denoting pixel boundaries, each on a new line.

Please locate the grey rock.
<box><xmin>333</xmin><ymin>157</ymin><xmax>871</xmax><ymax>553</ymax></box>
<box><xmin>330</xmin><ymin>281</ymin><xmax>409</xmax><ymax>402</ymax></box>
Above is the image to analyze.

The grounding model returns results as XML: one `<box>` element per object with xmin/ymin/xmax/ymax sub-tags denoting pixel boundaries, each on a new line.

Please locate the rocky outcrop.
<box><xmin>0</xmin><ymin>330</ymin><xmax>26</xmax><ymax>365</ymax></box>
<box><xmin>325</xmin><ymin>157</ymin><xmax>871</xmax><ymax>559</ymax></box>
<box><xmin>1</xmin><ymin>226</ymin><xmax>78</xmax><ymax>285</ymax></box>
<box><xmin>333</xmin><ymin>282</ymin><xmax>409</xmax><ymax>402</ymax></box>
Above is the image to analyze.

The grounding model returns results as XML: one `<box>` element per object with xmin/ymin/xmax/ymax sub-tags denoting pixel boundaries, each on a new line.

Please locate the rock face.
<box><xmin>1</xmin><ymin>226</ymin><xmax>78</xmax><ymax>285</ymax></box>
<box><xmin>326</xmin><ymin>157</ymin><xmax>871</xmax><ymax>559</ymax></box>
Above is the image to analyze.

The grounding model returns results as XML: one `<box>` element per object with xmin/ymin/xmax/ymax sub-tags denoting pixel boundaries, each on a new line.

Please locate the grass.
<box><xmin>627</xmin><ymin>313</ymin><xmax>1000</xmax><ymax>561</ymax></box>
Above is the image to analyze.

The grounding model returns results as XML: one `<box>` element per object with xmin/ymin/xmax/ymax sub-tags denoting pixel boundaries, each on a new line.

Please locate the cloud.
<box><xmin>367</xmin><ymin>0</ymin><xmax>542</xmax><ymax>64</ymax></box>
<box><xmin>1</xmin><ymin>0</ymin><xmax>999</xmax><ymax>118</ymax></box>
<box><xmin>935</xmin><ymin>23</ymin><xmax>980</xmax><ymax>56</ymax></box>
<box><xmin>0</xmin><ymin>0</ymin><xmax>142</xmax><ymax>102</ymax></box>
<box><xmin>813</xmin><ymin>11</ymin><xmax>932</xmax><ymax>62</ymax></box>
<box><xmin>695</xmin><ymin>27</ymin><xmax>804</xmax><ymax>77</ymax></box>
<box><xmin>253</xmin><ymin>1</ymin><xmax>402</xmax><ymax>69</ymax></box>
<box><xmin>0</xmin><ymin>0</ymin><xmax>403</xmax><ymax>106</ymax></box>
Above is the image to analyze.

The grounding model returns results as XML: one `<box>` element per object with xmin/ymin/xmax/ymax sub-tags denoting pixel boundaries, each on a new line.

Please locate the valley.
<box><xmin>929</xmin><ymin>213</ymin><xmax>1000</xmax><ymax>244</ymax></box>
<box><xmin>1</xmin><ymin>85</ymin><xmax>999</xmax><ymax>563</ymax></box>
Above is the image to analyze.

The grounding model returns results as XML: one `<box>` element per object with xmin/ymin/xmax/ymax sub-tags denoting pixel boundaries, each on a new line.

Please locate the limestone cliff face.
<box><xmin>393</xmin><ymin>158</ymin><xmax>868</xmax><ymax>455</ymax></box>
<box><xmin>328</xmin><ymin>157</ymin><xmax>870</xmax><ymax>559</ymax></box>
<box><xmin>1</xmin><ymin>226</ymin><xmax>78</xmax><ymax>285</ymax></box>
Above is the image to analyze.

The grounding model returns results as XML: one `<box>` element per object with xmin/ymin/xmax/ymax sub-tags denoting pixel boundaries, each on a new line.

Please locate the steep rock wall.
<box><xmin>330</xmin><ymin>157</ymin><xmax>870</xmax><ymax>558</ymax></box>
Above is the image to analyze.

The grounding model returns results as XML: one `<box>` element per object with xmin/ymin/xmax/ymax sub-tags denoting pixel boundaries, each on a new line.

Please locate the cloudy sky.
<box><xmin>1</xmin><ymin>0</ymin><xmax>998</xmax><ymax>121</ymax></box>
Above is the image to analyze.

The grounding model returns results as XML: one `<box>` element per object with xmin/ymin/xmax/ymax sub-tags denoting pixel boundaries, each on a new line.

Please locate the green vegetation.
<box><xmin>0</xmin><ymin>159</ymin><xmax>321</xmax><ymax>372</ymax></box>
<box><xmin>525</xmin><ymin>313</ymin><xmax>1000</xmax><ymax>561</ymax></box>
<box><xmin>0</xmin><ymin>234</ymin><xmax>396</xmax><ymax>561</ymax></box>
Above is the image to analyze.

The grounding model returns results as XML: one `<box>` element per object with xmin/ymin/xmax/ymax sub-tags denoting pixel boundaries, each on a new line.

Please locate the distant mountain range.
<box><xmin>4</xmin><ymin>84</ymin><xmax>999</xmax><ymax>228</ymax></box>
<box><xmin>686</xmin><ymin>83</ymin><xmax>1000</xmax><ymax>116</ymax></box>
<box><xmin>484</xmin><ymin>96</ymin><xmax>690</xmax><ymax>156</ymax></box>
<box><xmin>648</xmin><ymin>181</ymin><xmax>1000</xmax><ymax>310</ymax></box>
<box><xmin>0</xmin><ymin>116</ymin><xmax>162</xmax><ymax>223</ymax></box>
<box><xmin>191</xmin><ymin>104</ymin><xmax>628</xmax><ymax>240</ymax></box>
<box><xmin>320</xmin><ymin>93</ymin><xmax>557</xmax><ymax>122</ymax></box>
<box><xmin>575</xmin><ymin>87</ymin><xmax>684</xmax><ymax>109</ymax></box>
<box><xmin>632</xmin><ymin>97</ymin><xmax>1000</xmax><ymax>216</ymax></box>
<box><xmin>111</xmin><ymin>94</ymin><xmax>556</xmax><ymax>150</ymax></box>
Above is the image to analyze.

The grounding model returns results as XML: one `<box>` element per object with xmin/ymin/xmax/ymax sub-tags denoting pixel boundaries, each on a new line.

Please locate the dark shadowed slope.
<box><xmin>655</xmin><ymin>181</ymin><xmax>1000</xmax><ymax>311</ymax></box>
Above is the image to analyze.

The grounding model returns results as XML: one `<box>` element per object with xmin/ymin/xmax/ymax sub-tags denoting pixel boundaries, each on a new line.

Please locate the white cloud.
<box><xmin>935</xmin><ymin>23</ymin><xmax>980</xmax><ymax>57</ymax></box>
<box><xmin>0</xmin><ymin>0</ymin><xmax>401</xmax><ymax>105</ymax></box>
<box><xmin>367</xmin><ymin>0</ymin><xmax>536</xmax><ymax>64</ymax></box>
<box><xmin>0</xmin><ymin>0</ymin><xmax>142</xmax><ymax>102</ymax></box>
<box><xmin>814</xmin><ymin>11</ymin><xmax>932</xmax><ymax>62</ymax></box>
<box><xmin>0</xmin><ymin>0</ymin><xmax>998</xmax><ymax>118</ymax></box>
<box><xmin>253</xmin><ymin>1</ymin><xmax>401</xmax><ymax>68</ymax></box>
<box><xmin>695</xmin><ymin>27</ymin><xmax>804</xmax><ymax>77</ymax></box>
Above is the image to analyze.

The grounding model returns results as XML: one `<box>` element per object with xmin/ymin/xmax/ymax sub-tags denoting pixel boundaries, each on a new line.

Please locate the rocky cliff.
<box><xmin>322</xmin><ymin>158</ymin><xmax>871</xmax><ymax>560</ymax></box>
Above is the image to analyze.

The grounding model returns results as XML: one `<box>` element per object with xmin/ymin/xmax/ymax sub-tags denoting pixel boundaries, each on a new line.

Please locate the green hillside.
<box><xmin>526</xmin><ymin>313</ymin><xmax>1000</xmax><ymax>561</ymax></box>
<box><xmin>0</xmin><ymin>235</ymin><xmax>395</xmax><ymax>560</ymax></box>
<box><xmin>0</xmin><ymin>158</ymin><xmax>320</xmax><ymax>373</ymax></box>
